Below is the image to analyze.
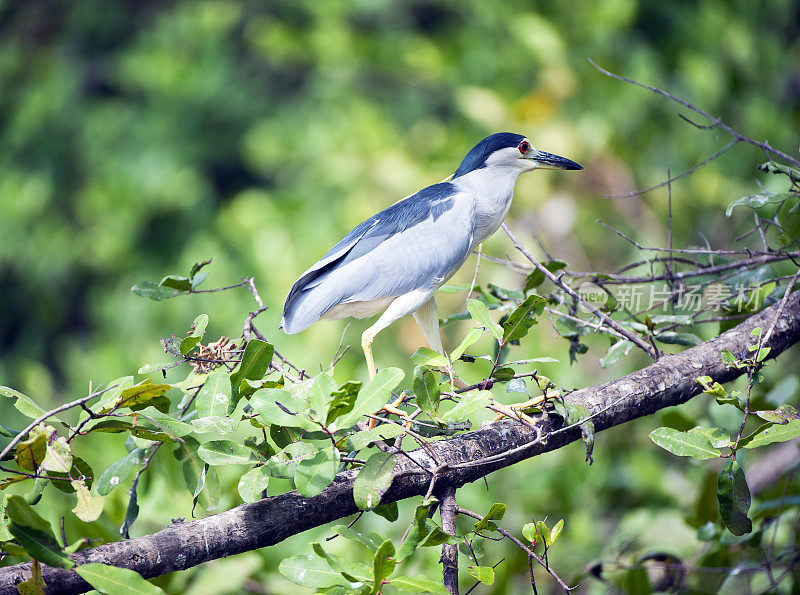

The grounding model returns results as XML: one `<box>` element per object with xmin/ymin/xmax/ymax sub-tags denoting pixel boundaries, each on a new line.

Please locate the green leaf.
<box><xmin>191</xmin><ymin>416</ymin><xmax>238</xmax><ymax>436</ymax></box>
<box><xmin>0</xmin><ymin>386</ymin><xmax>49</xmax><ymax>419</ymax></box>
<box><xmin>524</xmin><ymin>259</ymin><xmax>567</xmax><ymax>292</ymax></box>
<box><xmin>354</xmin><ymin>452</ymin><xmax>395</xmax><ymax>510</ymax></box>
<box><xmin>97</xmin><ymin>449</ymin><xmax>146</xmax><ymax>495</ymax></box>
<box><xmin>467</xmin><ymin>298</ymin><xmax>503</xmax><ymax>341</ymax></box>
<box><xmin>649</xmin><ymin>427</ymin><xmax>721</xmax><ymax>460</ymax></box>
<box><xmin>348</xmin><ymin>424</ymin><xmax>406</xmax><ymax>450</ymax></box>
<box><xmin>229</xmin><ymin>339</ymin><xmax>273</xmax><ymax>402</ymax></box>
<box><xmin>98</xmin><ymin>380</ymin><xmax>173</xmax><ymax>414</ymax></box>
<box><xmin>688</xmin><ymin>426</ymin><xmax>732</xmax><ymax>449</ymax></box>
<box><xmin>337</xmin><ymin>368</ymin><xmax>404</xmax><ymax>429</ymax></box>
<box><xmin>717</xmin><ymin>460</ymin><xmax>752</xmax><ymax>535</ymax></box>
<box><xmin>179</xmin><ymin>313</ymin><xmax>209</xmax><ymax>355</ymax></box>
<box><xmin>474</xmin><ymin>503</ymin><xmax>506</xmax><ymax>532</ymax></box>
<box><xmin>373</xmin><ymin>502</ymin><xmax>399</xmax><ymax>522</ymax></box>
<box><xmin>174</xmin><ymin>437</ymin><xmax>215</xmax><ymax>513</ymax></box>
<box><xmin>550</xmin><ymin>518</ymin><xmax>564</xmax><ymax>545</ymax></box>
<box><xmin>327</xmin><ymin>381</ymin><xmax>362</xmax><ymax>425</ymax></box>
<box><xmin>294</xmin><ymin>447</ymin><xmax>339</xmax><ymax>497</ymax></box>
<box><xmin>490</xmin><ymin>367</ymin><xmax>514</xmax><ymax>382</ymax></box>
<box><xmin>502</xmin><ymin>294</ymin><xmax>545</xmax><ymax>342</ymax></box>
<box><xmin>237</xmin><ymin>465</ymin><xmax>270</xmax><ymax>503</ymax></box>
<box><xmin>250</xmin><ymin>388</ymin><xmax>317</xmax><ymax>430</ymax></box>
<box><xmin>41</xmin><ymin>436</ymin><xmax>72</xmax><ymax>473</ymax></box>
<box><xmin>410</xmin><ymin>347</ymin><xmax>447</xmax><ymax>368</ymax></box>
<box><xmin>441</xmin><ymin>390</ymin><xmax>491</xmax><ymax>422</ymax></box>
<box><xmin>741</xmin><ymin>420</ymin><xmax>800</xmax><ymax>449</ymax></box>
<box><xmin>279</xmin><ymin>554</ymin><xmax>348</xmax><ymax>589</ymax></box>
<box><xmin>14</xmin><ymin>425</ymin><xmax>48</xmax><ymax>471</ymax></box>
<box><xmin>194</xmin><ymin>368</ymin><xmax>231</xmax><ymax>418</ymax></box>
<box><xmin>6</xmin><ymin>496</ymin><xmax>74</xmax><ymax>569</ymax></box>
<box><xmin>450</xmin><ymin>327</ymin><xmax>482</xmax><ymax>361</ymax></box>
<box><xmin>419</xmin><ymin>526</ymin><xmax>452</xmax><ymax>547</ymax></box>
<box><xmin>75</xmin><ymin>562</ymin><xmax>165</xmax><ymax>594</ymax></box>
<box><xmin>159</xmin><ymin>274</ymin><xmax>192</xmax><ymax>291</ymax></box>
<box><xmin>397</xmin><ymin>504</ymin><xmax>432</xmax><ymax>562</ymax></box>
<box><xmin>389</xmin><ymin>575</ymin><xmax>449</xmax><ymax>594</ymax></box>
<box><xmin>312</xmin><ymin>542</ymin><xmax>373</xmax><ymax>583</ymax></box>
<box><xmin>130</xmin><ymin>407</ymin><xmax>194</xmax><ymax>441</ymax></box>
<box><xmin>71</xmin><ymin>480</ymin><xmax>105</xmax><ymax>523</ymax></box>
<box><xmin>6</xmin><ymin>495</ymin><xmax>53</xmax><ymax>535</ymax></box>
<box><xmin>726</xmin><ymin>192</ymin><xmax>796</xmax><ymax>217</ymax></box>
<box><xmin>330</xmin><ymin>524</ymin><xmax>384</xmax><ymax>552</ymax></box>
<box><xmin>413</xmin><ymin>366</ymin><xmax>440</xmax><ymax>417</ymax></box>
<box><xmin>467</xmin><ymin>565</ymin><xmax>495</xmax><ymax>585</ymax></box>
<box><xmin>655</xmin><ymin>331</ymin><xmax>702</xmax><ymax>346</ymax></box>
<box><xmin>131</xmin><ymin>280</ymin><xmax>180</xmax><ymax>301</ymax></box>
<box><xmin>295</xmin><ymin>373</ymin><xmax>337</xmax><ymax>420</ymax></box>
<box><xmin>600</xmin><ymin>340</ymin><xmax>633</xmax><ymax>368</ymax></box>
<box><xmin>372</xmin><ymin>539</ymin><xmax>396</xmax><ymax>589</ymax></box>
<box><xmin>198</xmin><ymin>440</ymin><xmax>256</xmax><ymax>466</ymax></box>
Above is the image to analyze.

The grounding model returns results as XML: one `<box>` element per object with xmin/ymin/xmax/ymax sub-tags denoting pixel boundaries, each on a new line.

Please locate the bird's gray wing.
<box><xmin>282</xmin><ymin>182</ymin><xmax>474</xmax><ymax>333</ymax></box>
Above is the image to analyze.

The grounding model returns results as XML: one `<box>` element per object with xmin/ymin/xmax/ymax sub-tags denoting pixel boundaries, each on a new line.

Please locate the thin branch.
<box><xmin>604</xmin><ymin>141</ymin><xmax>739</xmax><ymax>199</ymax></box>
<box><xmin>589</xmin><ymin>59</ymin><xmax>800</xmax><ymax>168</ymax></box>
<box><xmin>502</xmin><ymin>223</ymin><xmax>657</xmax><ymax>358</ymax></box>
<box><xmin>0</xmin><ymin>385</ymin><xmax>115</xmax><ymax>463</ymax></box>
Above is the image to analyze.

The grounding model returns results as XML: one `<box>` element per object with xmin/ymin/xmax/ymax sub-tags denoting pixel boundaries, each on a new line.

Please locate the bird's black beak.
<box><xmin>530</xmin><ymin>150</ymin><xmax>583</xmax><ymax>171</ymax></box>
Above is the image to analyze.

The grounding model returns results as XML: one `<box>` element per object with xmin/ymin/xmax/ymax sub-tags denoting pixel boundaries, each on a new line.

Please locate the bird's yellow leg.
<box><xmin>361</xmin><ymin>332</ymin><xmax>377</xmax><ymax>381</ymax></box>
<box><xmin>492</xmin><ymin>387</ymin><xmax>560</xmax><ymax>422</ymax></box>
<box><xmin>413</xmin><ymin>296</ymin><xmax>470</xmax><ymax>389</ymax></box>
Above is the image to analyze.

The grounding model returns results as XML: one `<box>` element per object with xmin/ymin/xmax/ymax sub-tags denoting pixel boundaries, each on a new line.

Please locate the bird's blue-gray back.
<box><xmin>282</xmin><ymin>182</ymin><xmax>474</xmax><ymax>333</ymax></box>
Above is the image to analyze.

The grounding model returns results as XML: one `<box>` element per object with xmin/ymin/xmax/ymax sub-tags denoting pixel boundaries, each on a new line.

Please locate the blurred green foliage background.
<box><xmin>1</xmin><ymin>0</ymin><xmax>800</xmax><ymax>592</ymax></box>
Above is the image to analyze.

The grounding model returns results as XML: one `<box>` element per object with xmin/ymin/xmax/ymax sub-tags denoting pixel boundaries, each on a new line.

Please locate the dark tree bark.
<box><xmin>1</xmin><ymin>292</ymin><xmax>799</xmax><ymax>595</ymax></box>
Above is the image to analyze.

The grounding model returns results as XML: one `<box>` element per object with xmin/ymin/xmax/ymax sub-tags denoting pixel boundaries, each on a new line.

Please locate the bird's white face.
<box><xmin>485</xmin><ymin>138</ymin><xmax>583</xmax><ymax>174</ymax></box>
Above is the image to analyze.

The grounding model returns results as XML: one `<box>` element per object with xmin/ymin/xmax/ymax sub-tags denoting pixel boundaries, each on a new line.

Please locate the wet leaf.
<box><xmin>467</xmin><ymin>565</ymin><xmax>495</xmax><ymax>585</ymax></box>
<box><xmin>75</xmin><ymin>562</ymin><xmax>165</xmax><ymax>594</ymax></box>
<box><xmin>354</xmin><ymin>452</ymin><xmax>395</xmax><ymax>510</ymax></box>
<box><xmin>337</xmin><ymin>368</ymin><xmax>404</xmax><ymax>428</ymax></box>
<box><xmin>717</xmin><ymin>460</ymin><xmax>752</xmax><ymax>535</ymax></box>
<box><xmin>195</xmin><ymin>368</ymin><xmax>231</xmax><ymax>418</ymax></box>
<box><xmin>198</xmin><ymin>440</ymin><xmax>256</xmax><ymax>466</ymax></box>
<box><xmin>741</xmin><ymin>420</ymin><xmax>800</xmax><ymax>449</ymax></box>
<box><xmin>279</xmin><ymin>554</ymin><xmax>347</xmax><ymax>589</ymax></box>
<box><xmin>413</xmin><ymin>366</ymin><xmax>440</xmax><ymax>417</ymax></box>
<box><xmin>179</xmin><ymin>313</ymin><xmax>209</xmax><ymax>355</ymax></box>
<box><xmin>131</xmin><ymin>281</ymin><xmax>180</xmax><ymax>301</ymax></box>
<box><xmin>649</xmin><ymin>427</ymin><xmax>721</xmax><ymax>460</ymax></box>
<box><xmin>502</xmin><ymin>294</ymin><xmax>545</xmax><ymax>342</ymax></box>
<box><xmin>229</xmin><ymin>339</ymin><xmax>273</xmax><ymax>402</ymax></box>
<box><xmin>237</xmin><ymin>465</ymin><xmax>270</xmax><ymax>503</ymax></box>
<box><xmin>467</xmin><ymin>298</ymin><xmax>503</xmax><ymax>341</ymax></box>
<box><xmin>294</xmin><ymin>447</ymin><xmax>339</xmax><ymax>497</ymax></box>
<box><xmin>71</xmin><ymin>480</ymin><xmax>105</xmax><ymax>522</ymax></box>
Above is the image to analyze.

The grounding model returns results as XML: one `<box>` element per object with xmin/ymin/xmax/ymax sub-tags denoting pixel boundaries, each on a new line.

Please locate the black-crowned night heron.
<box><xmin>282</xmin><ymin>133</ymin><xmax>582</xmax><ymax>379</ymax></box>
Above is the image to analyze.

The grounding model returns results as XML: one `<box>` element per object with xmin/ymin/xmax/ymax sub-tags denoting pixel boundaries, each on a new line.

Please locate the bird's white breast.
<box><xmin>452</xmin><ymin>166</ymin><xmax>519</xmax><ymax>249</ymax></box>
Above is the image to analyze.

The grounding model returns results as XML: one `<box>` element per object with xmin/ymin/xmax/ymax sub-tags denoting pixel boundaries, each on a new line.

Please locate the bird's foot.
<box><xmin>369</xmin><ymin>392</ymin><xmax>412</xmax><ymax>429</ymax></box>
<box><xmin>492</xmin><ymin>393</ymin><xmax>551</xmax><ymax>425</ymax></box>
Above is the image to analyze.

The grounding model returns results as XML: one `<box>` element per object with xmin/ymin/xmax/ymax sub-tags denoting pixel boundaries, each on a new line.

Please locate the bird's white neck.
<box><xmin>452</xmin><ymin>166</ymin><xmax>521</xmax><ymax>245</ymax></box>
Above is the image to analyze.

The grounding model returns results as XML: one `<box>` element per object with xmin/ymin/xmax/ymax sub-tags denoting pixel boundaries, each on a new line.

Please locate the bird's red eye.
<box><xmin>518</xmin><ymin>140</ymin><xmax>530</xmax><ymax>154</ymax></box>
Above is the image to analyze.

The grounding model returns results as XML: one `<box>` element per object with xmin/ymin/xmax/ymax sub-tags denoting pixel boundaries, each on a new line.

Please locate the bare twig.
<box><xmin>589</xmin><ymin>60</ymin><xmax>800</xmax><ymax>169</ymax></box>
<box><xmin>502</xmin><ymin>223</ymin><xmax>657</xmax><ymax>358</ymax></box>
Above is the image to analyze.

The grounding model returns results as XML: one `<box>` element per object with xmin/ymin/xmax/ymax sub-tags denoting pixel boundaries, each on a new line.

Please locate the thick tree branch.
<box><xmin>2</xmin><ymin>293</ymin><xmax>799</xmax><ymax>594</ymax></box>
